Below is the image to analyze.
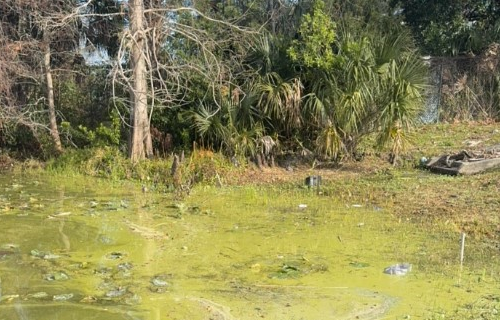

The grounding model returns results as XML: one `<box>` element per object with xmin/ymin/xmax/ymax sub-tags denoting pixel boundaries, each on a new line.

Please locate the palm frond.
<box><xmin>235</xmin><ymin>91</ymin><xmax>261</xmax><ymax>130</ymax></box>
<box><xmin>191</xmin><ymin>103</ymin><xmax>230</xmax><ymax>149</ymax></box>
<box><xmin>315</xmin><ymin>124</ymin><xmax>345</xmax><ymax>160</ymax></box>
<box><xmin>376</xmin><ymin>52</ymin><xmax>429</xmax><ymax>151</ymax></box>
<box><xmin>303</xmin><ymin>93</ymin><xmax>328</xmax><ymax>125</ymax></box>
<box><xmin>373</xmin><ymin>31</ymin><xmax>414</xmax><ymax>67</ymax></box>
<box><xmin>232</xmin><ymin>124</ymin><xmax>264</xmax><ymax>157</ymax></box>
<box><xmin>255</xmin><ymin>73</ymin><xmax>303</xmax><ymax>131</ymax></box>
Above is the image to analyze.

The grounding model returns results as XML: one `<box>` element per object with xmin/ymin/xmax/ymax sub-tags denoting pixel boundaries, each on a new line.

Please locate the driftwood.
<box><xmin>425</xmin><ymin>144</ymin><xmax>500</xmax><ymax>175</ymax></box>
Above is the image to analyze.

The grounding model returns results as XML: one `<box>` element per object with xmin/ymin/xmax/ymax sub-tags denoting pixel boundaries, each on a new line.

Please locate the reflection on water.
<box><xmin>0</xmin><ymin>174</ymin><xmax>498</xmax><ymax>320</ymax></box>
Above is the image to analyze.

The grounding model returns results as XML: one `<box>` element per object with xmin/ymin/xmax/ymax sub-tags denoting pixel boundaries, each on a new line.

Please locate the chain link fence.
<box><xmin>422</xmin><ymin>43</ymin><xmax>500</xmax><ymax>123</ymax></box>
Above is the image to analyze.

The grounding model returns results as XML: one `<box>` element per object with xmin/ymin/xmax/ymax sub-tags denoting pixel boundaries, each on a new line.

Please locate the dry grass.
<box><xmin>224</xmin><ymin>122</ymin><xmax>500</xmax><ymax>242</ymax></box>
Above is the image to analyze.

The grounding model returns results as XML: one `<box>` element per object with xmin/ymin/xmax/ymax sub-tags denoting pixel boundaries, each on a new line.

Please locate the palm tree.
<box><xmin>298</xmin><ymin>27</ymin><xmax>428</xmax><ymax>162</ymax></box>
<box><xmin>373</xmin><ymin>32</ymin><xmax>428</xmax><ymax>163</ymax></box>
<box><xmin>375</xmin><ymin>55</ymin><xmax>428</xmax><ymax>161</ymax></box>
<box><xmin>191</xmin><ymin>84</ymin><xmax>264</xmax><ymax>158</ymax></box>
<box><xmin>255</xmin><ymin>72</ymin><xmax>303</xmax><ymax>136</ymax></box>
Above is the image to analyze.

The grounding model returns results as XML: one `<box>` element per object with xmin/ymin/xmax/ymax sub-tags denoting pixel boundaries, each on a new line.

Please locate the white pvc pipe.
<box><xmin>460</xmin><ymin>232</ymin><xmax>466</xmax><ymax>267</ymax></box>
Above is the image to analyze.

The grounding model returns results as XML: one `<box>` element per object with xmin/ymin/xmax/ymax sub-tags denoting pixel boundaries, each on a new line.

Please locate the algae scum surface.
<box><xmin>0</xmin><ymin>174</ymin><xmax>498</xmax><ymax>320</ymax></box>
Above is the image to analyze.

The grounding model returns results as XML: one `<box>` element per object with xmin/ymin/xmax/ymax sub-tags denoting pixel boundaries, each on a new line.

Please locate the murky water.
<box><xmin>0</xmin><ymin>173</ymin><xmax>498</xmax><ymax>320</ymax></box>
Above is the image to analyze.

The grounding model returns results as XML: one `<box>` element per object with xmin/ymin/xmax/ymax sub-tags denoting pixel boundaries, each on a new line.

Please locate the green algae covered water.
<box><xmin>0</xmin><ymin>173</ymin><xmax>498</xmax><ymax>320</ymax></box>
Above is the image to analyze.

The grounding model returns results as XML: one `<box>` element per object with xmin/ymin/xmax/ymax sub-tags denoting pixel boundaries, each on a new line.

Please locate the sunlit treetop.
<box><xmin>287</xmin><ymin>0</ymin><xmax>336</xmax><ymax>70</ymax></box>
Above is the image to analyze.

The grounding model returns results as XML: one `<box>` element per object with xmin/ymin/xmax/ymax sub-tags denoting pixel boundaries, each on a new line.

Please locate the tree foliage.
<box><xmin>0</xmin><ymin>0</ymin><xmax>84</xmax><ymax>155</ymax></box>
<box><xmin>391</xmin><ymin>0</ymin><xmax>500</xmax><ymax>55</ymax></box>
<box><xmin>8</xmin><ymin>0</ymin><xmax>500</xmax><ymax>166</ymax></box>
<box><xmin>288</xmin><ymin>0</ymin><xmax>336</xmax><ymax>69</ymax></box>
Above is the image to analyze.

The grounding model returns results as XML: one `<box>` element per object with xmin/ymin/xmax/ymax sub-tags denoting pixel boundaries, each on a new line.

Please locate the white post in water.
<box><xmin>460</xmin><ymin>232</ymin><xmax>466</xmax><ymax>267</ymax></box>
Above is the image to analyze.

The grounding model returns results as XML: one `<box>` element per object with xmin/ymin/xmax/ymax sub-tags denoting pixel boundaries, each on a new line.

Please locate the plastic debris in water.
<box><xmin>43</xmin><ymin>253</ymin><xmax>61</xmax><ymax>260</ymax></box>
<box><xmin>30</xmin><ymin>249</ymin><xmax>60</xmax><ymax>260</ymax></box>
<box><xmin>151</xmin><ymin>278</ymin><xmax>169</xmax><ymax>287</ymax></box>
<box><xmin>53</xmin><ymin>293</ymin><xmax>73</xmax><ymax>301</ymax></box>
<box><xmin>28</xmin><ymin>292</ymin><xmax>49</xmax><ymax>299</ymax></box>
<box><xmin>150</xmin><ymin>274</ymin><xmax>171</xmax><ymax>287</ymax></box>
<box><xmin>383</xmin><ymin>263</ymin><xmax>412</xmax><ymax>275</ymax></box>
<box><xmin>44</xmin><ymin>272</ymin><xmax>69</xmax><ymax>281</ymax></box>
<box><xmin>106</xmin><ymin>287</ymin><xmax>127</xmax><ymax>298</ymax></box>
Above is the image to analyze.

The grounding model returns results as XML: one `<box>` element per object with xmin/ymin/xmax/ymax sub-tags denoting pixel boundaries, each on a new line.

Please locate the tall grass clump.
<box><xmin>46</xmin><ymin>146</ymin><xmax>240</xmax><ymax>189</ymax></box>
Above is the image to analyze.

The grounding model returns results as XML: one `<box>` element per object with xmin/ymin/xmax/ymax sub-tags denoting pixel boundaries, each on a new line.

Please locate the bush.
<box><xmin>47</xmin><ymin>146</ymin><xmax>241</xmax><ymax>191</ymax></box>
<box><xmin>48</xmin><ymin>147</ymin><xmax>129</xmax><ymax>180</ymax></box>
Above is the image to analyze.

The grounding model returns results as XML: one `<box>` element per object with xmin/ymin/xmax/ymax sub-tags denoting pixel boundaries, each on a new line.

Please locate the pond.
<box><xmin>0</xmin><ymin>172</ymin><xmax>498</xmax><ymax>320</ymax></box>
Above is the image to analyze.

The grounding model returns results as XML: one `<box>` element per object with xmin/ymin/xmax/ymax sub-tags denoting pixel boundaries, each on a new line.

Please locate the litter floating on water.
<box><xmin>383</xmin><ymin>263</ymin><xmax>412</xmax><ymax>275</ymax></box>
<box><xmin>44</xmin><ymin>271</ymin><xmax>69</xmax><ymax>281</ymax></box>
<box><xmin>106</xmin><ymin>287</ymin><xmax>127</xmax><ymax>298</ymax></box>
<box><xmin>27</xmin><ymin>292</ymin><xmax>49</xmax><ymax>299</ymax></box>
<box><xmin>53</xmin><ymin>293</ymin><xmax>73</xmax><ymax>301</ymax></box>
<box><xmin>30</xmin><ymin>249</ymin><xmax>60</xmax><ymax>260</ymax></box>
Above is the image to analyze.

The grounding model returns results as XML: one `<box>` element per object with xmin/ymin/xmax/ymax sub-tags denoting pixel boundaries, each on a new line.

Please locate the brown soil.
<box><xmin>227</xmin><ymin>157</ymin><xmax>393</xmax><ymax>186</ymax></box>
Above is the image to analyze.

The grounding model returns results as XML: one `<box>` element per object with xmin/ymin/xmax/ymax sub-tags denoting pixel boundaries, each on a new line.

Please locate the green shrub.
<box><xmin>61</xmin><ymin>111</ymin><xmax>122</xmax><ymax>148</ymax></box>
<box><xmin>48</xmin><ymin>147</ymin><xmax>129</xmax><ymax>180</ymax></box>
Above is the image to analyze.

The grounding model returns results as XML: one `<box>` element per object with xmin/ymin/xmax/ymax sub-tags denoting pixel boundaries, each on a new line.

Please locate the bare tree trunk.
<box><xmin>129</xmin><ymin>0</ymin><xmax>153</xmax><ymax>162</ymax></box>
<box><xmin>255</xmin><ymin>153</ymin><xmax>263</xmax><ymax>170</ymax></box>
<box><xmin>267</xmin><ymin>0</ymin><xmax>276</xmax><ymax>35</ymax></box>
<box><xmin>43</xmin><ymin>41</ymin><xmax>63</xmax><ymax>154</ymax></box>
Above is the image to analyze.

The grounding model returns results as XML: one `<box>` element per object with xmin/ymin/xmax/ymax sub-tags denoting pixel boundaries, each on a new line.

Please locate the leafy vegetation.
<box><xmin>288</xmin><ymin>0</ymin><xmax>337</xmax><ymax>69</ymax></box>
<box><xmin>0</xmin><ymin>3</ymin><xmax>499</xmax><ymax>319</ymax></box>
<box><xmin>390</xmin><ymin>0</ymin><xmax>500</xmax><ymax>56</ymax></box>
<box><xmin>0</xmin><ymin>0</ymin><xmax>498</xmax><ymax>165</ymax></box>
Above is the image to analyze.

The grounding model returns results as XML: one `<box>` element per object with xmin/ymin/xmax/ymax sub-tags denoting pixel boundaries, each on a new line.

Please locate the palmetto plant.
<box><xmin>191</xmin><ymin>102</ymin><xmax>231</xmax><ymax>150</ymax></box>
<box><xmin>333</xmin><ymin>36</ymin><xmax>376</xmax><ymax>148</ymax></box>
<box><xmin>299</xmin><ymin>27</ymin><xmax>428</xmax><ymax>161</ymax></box>
<box><xmin>191</xmin><ymin>85</ymin><xmax>264</xmax><ymax>158</ymax></box>
<box><xmin>374</xmin><ymin>38</ymin><xmax>428</xmax><ymax>162</ymax></box>
<box><xmin>255</xmin><ymin>72</ymin><xmax>303</xmax><ymax>135</ymax></box>
<box><xmin>315</xmin><ymin>122</ymin><xmax>345</xmax><ymax>160</ymax></box>
<box><xmin>193</xmin><ymin>1</ymin><xmax>428</xmax><ymax>164</ymax></box>
<box><xmin>300</xmin><ymin>34</ymin><xmax>377</xmax><ymax>159</ymax></box>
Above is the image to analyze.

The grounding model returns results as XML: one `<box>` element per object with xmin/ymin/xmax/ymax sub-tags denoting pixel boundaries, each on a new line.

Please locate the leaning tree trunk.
<box><xmin>43</xmin><ymin>41</ymin><xmax>63</xmax><ymax>154</ymax></box>
<box><xmin>129</xmin><ymin>0</ymin><xmax>153</xmax><ymax>162</ymax></box>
